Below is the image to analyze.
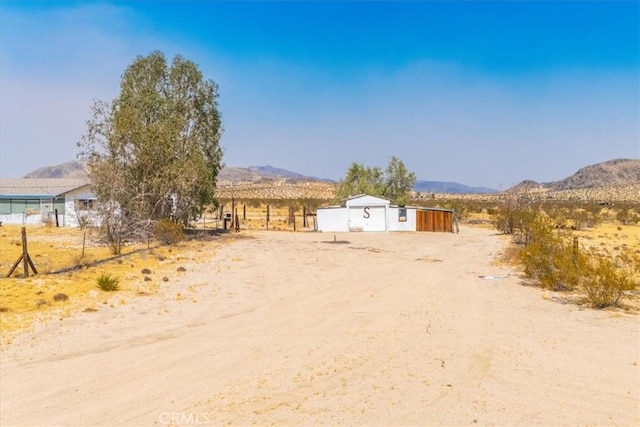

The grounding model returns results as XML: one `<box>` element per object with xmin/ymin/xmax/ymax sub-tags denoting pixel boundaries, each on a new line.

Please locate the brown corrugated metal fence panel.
<box><xmin>444</xmin><ymin>211</ymin><xmax>452</xmax><ymax>232</ymax></box>
<box><xmin>416</xmin><ymin>210</ymin><xmax>434</xmax><ymax>232</ymax></box>
<box><xmin>416</xmin><ymin>209</ymin><xmax>453</xmax><ymax>232</ymax></box>
<box><xmin>434</xmin><ymin>211</ymin><xmax>441</xmax><ymax>232</ymax></box>
<box><xmin>416</xmin><ymin>210</ymin><xmax>426</xmax><ymax>231</ymax></box>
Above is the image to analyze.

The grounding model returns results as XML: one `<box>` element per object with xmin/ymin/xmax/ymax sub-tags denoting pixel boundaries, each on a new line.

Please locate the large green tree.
<box><xmin>335</xmin><ymin>163</ymin><xmax>385</xmax><ymax>200</ymax></box>
<box><xmin>78</xmin><ymin>51</ymin><xmax>223</xmax><ymax>248</ymax></box>
<box><xmin>383</xmin><ymin>156</ymin><xmax>417</xmax><ymax>205</ymax></box>
<box><xmin>336</xmin><ymin>156</ymin><xmax>416</xmax><ymax>205</ymax></box>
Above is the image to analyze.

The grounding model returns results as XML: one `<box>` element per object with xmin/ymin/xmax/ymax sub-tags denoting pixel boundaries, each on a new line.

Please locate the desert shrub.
<box><xmin>520</xmin><ymin>214</ymin><xmax>638</xmax><ymax>307</ymax></box>
<box><xmin>494</xmin><ymin>208</ymin><xmax>519</xmax><ymax>235</ymax></box>
<box><xmin>567</xmin><ymin>207</ymin><xmax>602</xmax><ymax>229</ymax></box>
<box><xmin>486</xmin><ymin>206</ymin><xmax>499</xmax><ymax>216</ymax></box>
<box><xmin>616</xmin><ymin>207</ymin><xmax>640</xmax><ymax>225</ymax></box>
<box><xmin>441</xmin><ymin>201</ymin><xmax>469</xmax><ymax>222</ymax></box>
<box><xmin>153</xmin><ymin>219</ymin><xmax>184</xmax><ymax>245</ymax></box>
<box><xmin>53</xmin><ymin>293</ymin><xmax>69</xmax><ymax>302</ymax></box>
<box><xmin>545</xmin><ymin>206</ymin><xmax>570</xmax><ymax>228</ymax></box>
<box><xmin>520</xmin><ymin>217</ymin><xmax>586</xmax><ymax>291</ymax></box>
<box><xmin>494</xmin><ymin>205</ymin><xmax>539</xmax><ymax>245</ymax></box>
<box><xmin>96</xmin><ymin>274</ymin><xmax>120</xmax><ymax>292</ymax></box>
<box><xmin>581</xmin><ymin>253</ymin><xmax>636</xmax><ymax>308</ymax></box>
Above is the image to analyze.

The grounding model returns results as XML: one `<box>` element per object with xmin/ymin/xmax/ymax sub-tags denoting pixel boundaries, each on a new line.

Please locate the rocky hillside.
<box><xmin>504</xmin><ymin>159</ymin><xmax>640</xmax><ymax>202</ymax></box>
<box><xmin>547</xmin><ymin>158</ymin><xmax>640</xmax><ymax>190</ymax></box>
<box><xmin>24</xmin><ymin>162</ymin><xmax>322</xmax><ymax>184</ymax></box>
<box><xmin>506</xmin><ymin>180</ymin><xmax>544</xmax><ymax>193</ymax></box>
<box><xmin>24</xmin><ymin>160</ymin><xmax>88</xmax><ymax>179</ymax></box>
<box><xmin>507</xmin><ymin>158</ymin><xmax>640</xmax><ymax>193</ymax></box>
<box><xmin>217</xmin><ymin>165</ymin><xmax>332</xmax><ymax>183</ymax></box>
<box><xmin>217</xmin><ymin>167</ymin><xmax>263</xmax><ymax>182</ymax></box>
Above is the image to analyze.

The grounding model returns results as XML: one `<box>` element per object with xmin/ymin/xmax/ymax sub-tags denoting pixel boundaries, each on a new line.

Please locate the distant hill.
<box><xmin>506</xmin><ymin>180</ymin><xmax>544</xmax><ymax>193</ymax></box>
<box><xmin>547</xmin><ymin>158</ymin><xmax>640</xmax><ymax>190</ymax></box>
<box><xmin>509</xmin><ymin>158</ymin><xmax>640</xmax><ymax>192</ymax></box>
<box><xmin>248</xmin><ymin>165</ymin><xmax>308</xmax><ymax>180</ymax></box>
<box><xmin>218</xmin><ymin>165</ymin><xmax>334</xmax><ymax>183</ymax></box>
<box><xmin>217</xmin><ymin>167</ymin><xmax>262</xmax><ymax>182</ymax></box>
<box><xmin>23</xmin><ymin>161</ymin><xmax>334</xmax><ymax>183</ymax></box>
<box><xmin>24</xmin><ymin>160</ymin><xmax>88</xmax><ymax>179</ymax></box>
<box><xmin>414</xmin><ymin>180</ymin><xmax>498</xmax><ymax>194</ymax></box>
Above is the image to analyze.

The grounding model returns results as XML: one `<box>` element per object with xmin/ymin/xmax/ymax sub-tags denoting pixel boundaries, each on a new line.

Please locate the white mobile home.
<box><xmin>0</xmin><ymin>178</ymin><xmax>97</xmax><ymax>227</ymax></box>
<box><xmin>316</xmin><ymin>194</ymin><xmax>454</xmax><ymax>233</ymax></box>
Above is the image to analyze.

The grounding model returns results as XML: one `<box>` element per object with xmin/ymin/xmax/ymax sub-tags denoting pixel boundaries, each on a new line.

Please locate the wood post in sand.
<box><xmin>303</xmin><ymin>205</ymin><xmax>308</xmax><ymax>228</ymax></box>
<box><xmin>266</xmin><ymin>205</ymin><xmax>270</xmax><ymax>230</ymax></box>
<box><xmin>6</xmin><ymin>227</ymin><xmax>38</xmax><ymax>278</ymax></box>
<box><xmin>290</xmin><ymin>208</ymin><xmax>296</xmax><ymax>231</ymax></box>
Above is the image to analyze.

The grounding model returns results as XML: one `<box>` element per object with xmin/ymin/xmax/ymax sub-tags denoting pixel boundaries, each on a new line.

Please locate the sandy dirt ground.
<box><xmin>1</xmin><ymin>226</ymin><xmax>638</xmax><ymax>426</ymax></box>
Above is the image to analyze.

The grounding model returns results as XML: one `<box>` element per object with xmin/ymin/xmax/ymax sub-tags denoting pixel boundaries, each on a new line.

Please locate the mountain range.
<box><xmin>20</xmin><ymin>158</ymin><xmax>640</xmax><ymax>194</ymax></box>
<box><xmin>217</xmin><ymin>165</ymin><xmax>333</xmax><ymax>183</ymax></box>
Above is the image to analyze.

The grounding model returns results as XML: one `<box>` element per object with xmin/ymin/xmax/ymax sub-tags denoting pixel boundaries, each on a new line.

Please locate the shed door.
<box><xmin>349</xmin><ymin>206</ymin><xmax>386</xmax><ymax>231</ymax></box>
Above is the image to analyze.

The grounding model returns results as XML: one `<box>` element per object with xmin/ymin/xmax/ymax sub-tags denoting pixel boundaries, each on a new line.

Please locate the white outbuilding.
<box><xmin>316</xmin><ymin>194</ymin><xmax>455</xmax><ymax>233</ymax></box>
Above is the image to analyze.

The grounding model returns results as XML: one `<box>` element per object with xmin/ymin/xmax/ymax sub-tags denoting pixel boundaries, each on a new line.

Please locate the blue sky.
<box><xmin>1</xmin><ymin>1</ymin><xmax>638</xmax><ymax>188</ymax></box>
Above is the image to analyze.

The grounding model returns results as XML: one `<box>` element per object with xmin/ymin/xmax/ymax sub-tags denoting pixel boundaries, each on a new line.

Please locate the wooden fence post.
<box><xmin>266</xmin><ymin>204</ymin><xmax>270</xmax><ymax>230</ymax></box>
<box><xmin>303</xmin><ymin>205</ymin><xmax>308</xmax><ymax>228</ymax></box>
<box><xmin>6</xmin><ymin>227</ymin><xmax>38</xmax><ymax>278</ymax></box>
<box><xmin>22</xmin><ymin>227</ymin><xmax>28</xmax><ymax>277</ymax></box>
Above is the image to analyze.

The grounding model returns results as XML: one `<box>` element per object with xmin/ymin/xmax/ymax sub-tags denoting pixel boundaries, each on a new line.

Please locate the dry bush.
<box><xmin>580</xmin><ymin>252</ymin><xmax>637</xmax><ymax>308</ymax></box>
<box><xmin>616</xmin><ymin>207</ymin><xmax>640</xmax><ymax>225</ymax></box>
<box><xmin>53</xmin><ymin>293</ymin><xmax>69</xmax><ymax>302</ymax></box>
<box><xmin>567</xmin><ymin>207</ymin><xmax>603</xmax><ymax>229</ymax></box>
<box><xmin>153</xmin><ymin>219</ymin><xmax>185</xmax><ymax>245</ymax></box>
<box><xmin>492</xmin><ymin>190</ymin><xmax>541</xmax><ymax>244</ymax></box>
<box><xmin>520</xmin><ymin>215</ymin><xmax>586</xmax><ymax>291</ymax></box>
<box><xmin>518</xmin><ymin>212</ymin><xmax>638</xmax><ymax>307</ymax></box>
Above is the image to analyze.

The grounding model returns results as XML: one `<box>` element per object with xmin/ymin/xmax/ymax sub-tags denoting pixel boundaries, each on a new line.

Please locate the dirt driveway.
<box><xmin>1</xmin><ymin>227</ymin><xmax>638</xmax><ymax>426</ymax></box>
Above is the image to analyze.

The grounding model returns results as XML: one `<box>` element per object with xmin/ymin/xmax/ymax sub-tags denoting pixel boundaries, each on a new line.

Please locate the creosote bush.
<box><xmin>616</xmin><ymin>207</ymin><xmax>640</xmax><ymax>225</ymax></box>
<box><xmin>518</xmin><ymin>212</ymin><xmax>638</xmax><ymax>308</ymax></box>
<box><xmin>520</xmin><ymin>216</ymin><xmax>586</xmax><ymax>291</ymax></box>
<box><xmin>96</xmin><ymin>274</ymin><xmax>120</xmax><ymax>292</ymax></box>
<box><xmin>580</xmin><ymin>254</ymin><xmax>636</xmax><ymax>308</ymax></box>
<box><xmin>153</xmin><ymin>219</ymin><xmax>185</xmax><ymax>245</ymax></box>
